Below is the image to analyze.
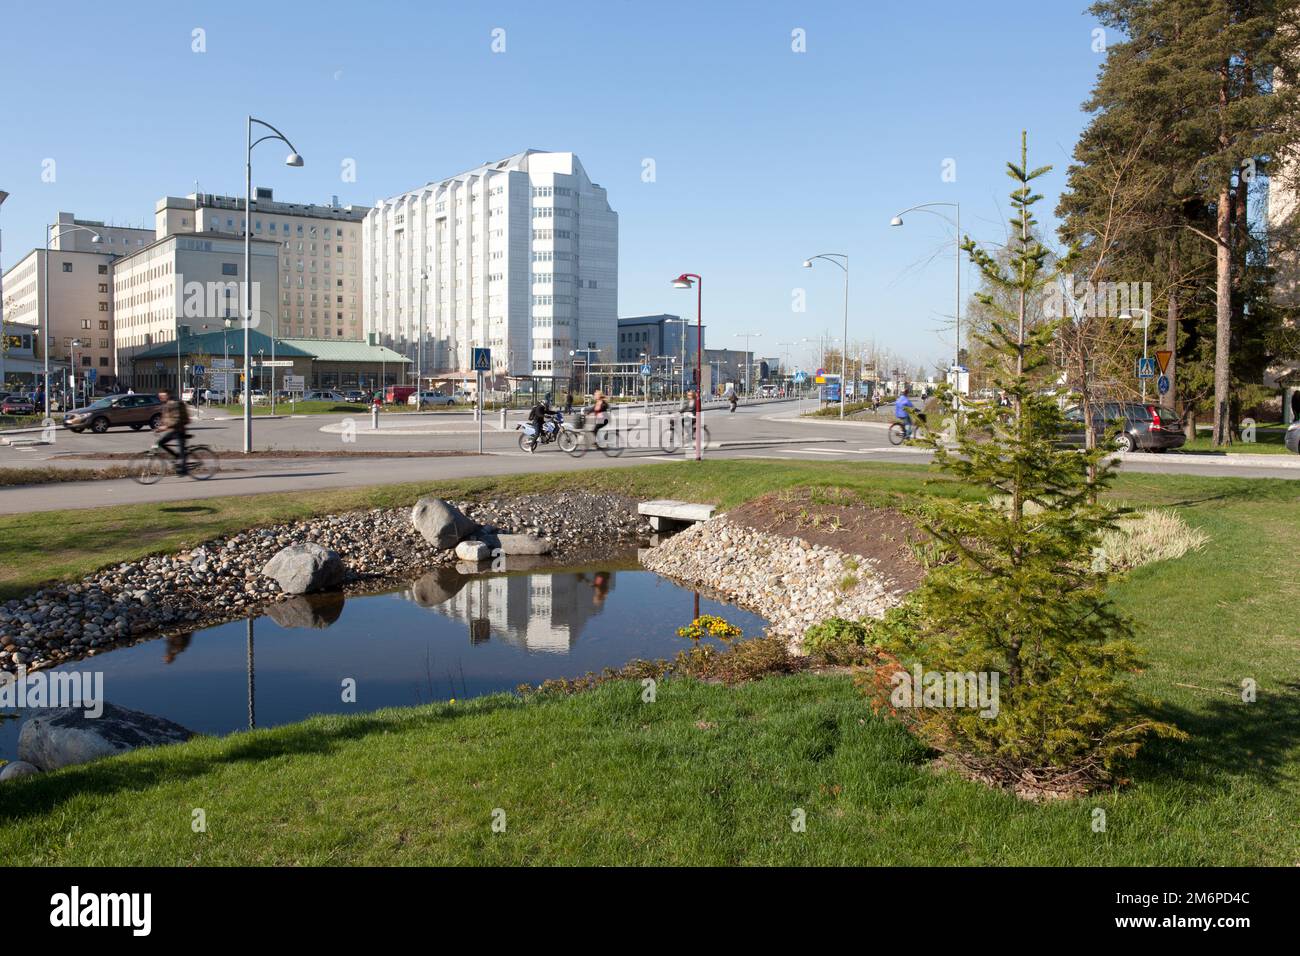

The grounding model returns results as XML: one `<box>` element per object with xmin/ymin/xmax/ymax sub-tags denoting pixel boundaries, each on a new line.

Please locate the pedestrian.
<box><xmin>564</xmin><ymin>390</ymin><xmax>574</xmax><ymax>415</ymax></box>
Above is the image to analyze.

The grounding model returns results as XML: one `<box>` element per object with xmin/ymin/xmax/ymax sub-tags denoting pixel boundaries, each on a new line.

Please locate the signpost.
<box><xmin>1157</xmin><ymin>375</ymin><xmax>1170</xmax><ymax>396</ymax></box>
<box><xmin>472</xmin><ymin>348</ymin><xmax>491</xmax><ymax>454</ymax></box>
<box><xmin>1136</xmin><ymin>357</ymin><xmax>1157</xmax><ymax>379</ymax></box>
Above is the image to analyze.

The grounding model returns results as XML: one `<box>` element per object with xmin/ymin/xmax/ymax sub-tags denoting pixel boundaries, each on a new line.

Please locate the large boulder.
<box><xmin>18</xmin><ymin>703</ymin><xmax>195</xmax><ymax>772</ymax></box>
<box><xmin>262</xmin><ymin>543</ymin><xmax>345</xmax><ymax>595</ymax></box>
<box><xmin>412</xmin><ymin>497</ymin><xmax>477</xmax><ymax>550</ymax></box>
<box><xmin>0</xmin><ymin>760</ymin><xmax>40</xmax><ymax>782</ymax></box>
<box><xmin>496</xmin><ymin>533</ymin><xmax>553</xmax><ymax>556</ymax></box>
<box><xmin>266</xmin><ymin>592</ymin><xmax>346</xmax><ymax>629</ymax></box>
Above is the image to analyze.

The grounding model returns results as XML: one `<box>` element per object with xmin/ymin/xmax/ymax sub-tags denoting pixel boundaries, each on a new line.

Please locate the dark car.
<box><xmin>63</xmin><ymin>393</ymin><xmax>163</xmax><ymax>433</ymax></box>
<box><xmin>1</xmin><ymin>396</ymin><xmax>36</xmax><ymax>415</ymax></box>
<box><xmin>1060</xmin><ymin>402</ymin><xmax>1186</xmax><ymax>453</ymax></box>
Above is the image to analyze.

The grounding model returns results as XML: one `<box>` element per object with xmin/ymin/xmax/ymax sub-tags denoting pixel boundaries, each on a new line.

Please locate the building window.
<box><xmin>97</xmin><ymin>264</ymin><xmax>108</xmax><ymax>275</ymax></box>
<box><xmin>62</xmin><ymin>262</ymin><xmax>73</xmax><ymax>273</ymax></box>
<box><xmin>222</xmin><ymin>263</ymin><xmax>238</xmax><ymax>276</ymax></box>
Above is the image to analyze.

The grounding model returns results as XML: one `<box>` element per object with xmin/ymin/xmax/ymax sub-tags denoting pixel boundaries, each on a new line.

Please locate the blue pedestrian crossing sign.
<box><xmin>1157</xmin><ymin>374</ymin><xmax>1170</xmax><ymax>395</ymax></box>
<box><xmin>193</xmin><ymin>365</ymin><xmax>205</xmax><ymax>377</ymax></box>
<box><xmin>640</xmin><ymin>363</ymin><xmax>652</xmax><ymax>377</ymax></box>
<box><xmin>472</xmin><ymin>348</ymin><xmax>491</xmax><ymax>372</ymax></box>
<box><xmin>1136</xmin><ymin>356</ymin><xmax>1158</xmax><ymax>379</ymax></box>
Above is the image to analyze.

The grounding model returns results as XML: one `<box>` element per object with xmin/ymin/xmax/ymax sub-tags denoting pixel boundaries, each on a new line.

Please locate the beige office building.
<box><xmin>1</xmin><ymin>213</ymin><xmax>154</xmax><ymax>390</ymax></box>
<box><xmin>112</xmin><ymin>232</ymin><xmax>279</xmax><ymax>391</ymax></box>
<box><xmin>156</xmin><ymin>189</ymin><xmax>369</xmax><ymax>342</ymax></box>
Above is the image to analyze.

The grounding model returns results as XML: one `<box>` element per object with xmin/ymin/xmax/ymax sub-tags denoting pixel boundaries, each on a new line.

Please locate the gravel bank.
<box><xmin>0</xmin><ymin>492</ymin><xmax>649</xmax><ymax>673</ymax></box>
<box><xmin>640</xmin><ymin>515</ymin><xmax>902</xmax><ymax>650</ymax></box>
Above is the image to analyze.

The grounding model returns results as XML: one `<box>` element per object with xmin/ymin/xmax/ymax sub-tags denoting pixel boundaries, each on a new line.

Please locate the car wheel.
<box><xmin>149</xmin><ymin>413</ymin><xmax>162</xmax><ymax>430</ymax></box>
<box><xmin>1114</xmin><ymin>433</ymin><xmax>1135</xmax><ymax>453</ymax></box>
<box><xmin>69</xmin><ymin>427</ymin><xmax>84</xmax><ymax>433</ymax></box>
<box><xmin>90</xmin><ymin>417</ymin><xmax>110</xmax><ymax>434</ymax></box>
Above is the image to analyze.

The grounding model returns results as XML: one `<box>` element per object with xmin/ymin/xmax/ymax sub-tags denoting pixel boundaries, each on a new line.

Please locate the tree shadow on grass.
<box><xmin>0</xmin><ymin>696</ymin><xmax>524</xmax><ymax>824</ymax></box>
<box><xmin>1129</xmin><ymin>680</ymin><xmax>1300</xmax><ymax>791</ymax></box>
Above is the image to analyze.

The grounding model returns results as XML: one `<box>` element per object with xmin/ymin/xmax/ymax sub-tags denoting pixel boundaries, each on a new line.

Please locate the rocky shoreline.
<box><xmin>640</xmin><ymin>515</ymin><xmax>902</xmax><ymax>650</ymax></box>
<box><xmin>0</xmin><ymin>491</ymin><xmax>650</xmax><ymax>674</ymax></box>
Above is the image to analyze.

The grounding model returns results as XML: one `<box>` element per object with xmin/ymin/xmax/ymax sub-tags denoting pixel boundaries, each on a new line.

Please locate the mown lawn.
<box><xmin>0</xmin><ymin>461</ymin><xmax>1296</xmax><ymax>865</ymax></box>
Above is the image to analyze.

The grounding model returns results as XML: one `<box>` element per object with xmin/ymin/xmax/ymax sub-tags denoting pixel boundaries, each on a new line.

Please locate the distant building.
<box><xmin>703</xmin><ymin>347</ymin><xmax>755</xmax><ymax>393</ymax></box>
<box><xmin>364</xmin><ymin>150</ymin><xmax>618</xmax><ymax>381</ymax></box>
<box><xmin>156</xmin><ymin>189</ymin><xmax>369</xmax><ymax>341</ymax></box>
<box><xmin>111</xmin><ymin>233</ymin><xmax>280</xmax><ymax>390</ymax></box>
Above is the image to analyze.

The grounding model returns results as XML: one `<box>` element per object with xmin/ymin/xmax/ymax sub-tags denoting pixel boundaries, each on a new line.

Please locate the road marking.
<box><xmin>784</xmin><ymin>448</ymin><xmax>847</xmax><ymax>455</ymax></box>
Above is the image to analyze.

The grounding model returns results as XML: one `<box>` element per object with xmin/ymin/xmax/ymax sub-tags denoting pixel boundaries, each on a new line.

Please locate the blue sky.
<box><xmin>0</xmin><ymin>0</ymin><xmax>1107</xmax><ymax>371</ymax></box>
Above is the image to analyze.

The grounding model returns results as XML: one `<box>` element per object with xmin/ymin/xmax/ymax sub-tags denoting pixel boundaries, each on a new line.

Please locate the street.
<box><xmin>1</xmin><ymin>397</ymin><xmax>1295</xmax><ymax>515</ymax></box>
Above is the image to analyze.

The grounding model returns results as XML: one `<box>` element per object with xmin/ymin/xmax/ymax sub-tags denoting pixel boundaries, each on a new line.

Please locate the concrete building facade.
<box><xmin>156</xmin><ymin>189</ymin><xmax>369</xmax><ymax>342</ymax></box>
<box><xmin>111</xmin><ymin>233</ymin><xmax>279</xmax><ymax>390</ymax></box>
<box><xmin>364</xmin><ymin>150</ymin><xmax>618</xmax><ymax>381</ymax></box>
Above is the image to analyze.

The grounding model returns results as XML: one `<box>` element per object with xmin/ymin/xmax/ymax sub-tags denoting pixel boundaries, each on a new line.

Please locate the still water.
<box><xmin>0</xmin><ymin>562</ymin><xmax>766</xmax><ymax>758</ymax></box>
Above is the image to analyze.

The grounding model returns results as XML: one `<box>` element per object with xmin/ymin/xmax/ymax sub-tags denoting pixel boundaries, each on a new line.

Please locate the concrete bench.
<box><xmin>638</xmin><ymin>499</ymin><xmax>717</xmax><ymax>532</ymax></box>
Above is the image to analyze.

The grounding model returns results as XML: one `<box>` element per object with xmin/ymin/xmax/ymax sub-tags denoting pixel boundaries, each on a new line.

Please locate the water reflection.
<box><xmin>1</xmin><ymin>565</ymin><xmax>768</xmax><ymax>754</ymax></box>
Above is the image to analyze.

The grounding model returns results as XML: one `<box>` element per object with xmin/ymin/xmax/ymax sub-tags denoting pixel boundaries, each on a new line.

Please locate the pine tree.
<box><xmin>870</xmin><ymin>134</ymin><xmax>1183</xmax><ymax>795</ymax></box>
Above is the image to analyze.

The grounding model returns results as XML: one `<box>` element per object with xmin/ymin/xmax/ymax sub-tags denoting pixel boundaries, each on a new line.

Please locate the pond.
<box><xmin>0</xmin><ymin>559</ymin><xmax>766</xmax><ymax>758</ymax></box>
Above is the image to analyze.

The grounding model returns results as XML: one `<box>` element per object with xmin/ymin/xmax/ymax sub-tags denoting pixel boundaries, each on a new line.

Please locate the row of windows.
<box><xmin>531</xmin><ymin>207</ymin><xmax>575</xmax><ymax>219</ymax></box>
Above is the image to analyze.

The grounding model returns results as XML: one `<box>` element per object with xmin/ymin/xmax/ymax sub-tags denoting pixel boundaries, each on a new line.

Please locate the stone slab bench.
<box><xmin>638</xmin><ymin>499</ymin><xmax>717</xmax><ymax>531</ymax></box>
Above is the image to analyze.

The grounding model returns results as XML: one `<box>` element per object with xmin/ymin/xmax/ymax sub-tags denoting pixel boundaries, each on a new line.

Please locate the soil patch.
<box><xmin>724</xmin><ymin>487</ymin><xmax>927</xmax><ymax>595</ymax></box>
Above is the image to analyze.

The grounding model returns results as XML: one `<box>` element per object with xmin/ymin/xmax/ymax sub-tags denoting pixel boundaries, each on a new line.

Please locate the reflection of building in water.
<box><xmin>437</xmin><ymin>572</ymin><xmax>613</xmax><ymax>653</ymax></box>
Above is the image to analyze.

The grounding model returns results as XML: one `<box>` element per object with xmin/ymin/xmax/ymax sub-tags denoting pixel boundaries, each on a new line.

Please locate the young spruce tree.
<box><xmin>876</xmin><ymin>133</ymin><xmax>1183</xmax><ymax>795</ymax></box>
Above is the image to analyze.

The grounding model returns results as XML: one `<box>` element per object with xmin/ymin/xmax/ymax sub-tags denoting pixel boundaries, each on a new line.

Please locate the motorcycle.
<box><xmin>516</xmin><ymin>409</ymin><xmax>568</xmax><ymax>453</ymax></box>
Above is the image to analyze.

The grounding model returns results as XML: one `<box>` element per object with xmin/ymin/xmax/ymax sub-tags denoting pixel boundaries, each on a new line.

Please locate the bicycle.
<box><xmin>131</xmin><ymin>439</ymin><xmax>219</xmax><ymax>484</ymax></box>
<box><xmin>887</xmin><ymin>413</ymin><xmax>929</xmax><ymax>446</ymax></box>
<box><xmin>563</xmin><ymin>419</ymin><xmax>624</xmax><ymax>458</ymax></box>
<box><xmin>660</xmin><ymin>414</ymin><xmax>711</xmax><ymax>453</ymax></box>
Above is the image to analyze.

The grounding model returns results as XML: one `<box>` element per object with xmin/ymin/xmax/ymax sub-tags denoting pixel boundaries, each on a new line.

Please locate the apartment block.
<box><xmin>364</xmin><ymin>149</ymin><xmax>618</xmax><ymax>379</ymax></box>
<box><xmin>156</xmin><ymin>189</ymin><xmax>369</xmax><ymax>342</ymax></box>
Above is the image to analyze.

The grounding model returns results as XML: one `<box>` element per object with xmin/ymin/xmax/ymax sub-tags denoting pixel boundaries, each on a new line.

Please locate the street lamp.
<box><xmin>0</xmin><ymin>189</ymin><xmax>9</xmax><ymax>391</ymax></box>
<box><xmin>890</xmin><ymin>202</ymin><xmax>962</xmax><ymax>391</ymax></box>
<box><xmin>243</xmin><ymin>114</ymin><xmax>303</xmax><ymax>453</ymax></box>
<box><xmin>1120</xmin><ymin>308</ymin><xmax>1152</xmax><ymax>402</ymax></box>
<box><xmin>671</xmin><ymin>273</ymin><xmax>703</xmax><ymax>460</ymax></box>
<box><xmin>43</xmin><ymin>222</ymin><xmax>102</xmax><ymax>418</ymax></box>
<box><xmin>802</xmin><ymin>254</ymin><xmax>849</xmax><ymax>417</ymax></box>
<box><xmin>733</xmin><ymin>332</ymin><xmax>761</xmax><ymax>396</ymax></box>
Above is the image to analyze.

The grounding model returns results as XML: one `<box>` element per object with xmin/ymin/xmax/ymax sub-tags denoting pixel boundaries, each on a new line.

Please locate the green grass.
<box><xmin>1</xmin><ymin>461</ymin><xmax>1297</xmax><ymax>865</ymax></box>
<box><xmin>1181</xmin><ymin>428</ymin><xmax>1292</xmax><ymax>455</ymax></box>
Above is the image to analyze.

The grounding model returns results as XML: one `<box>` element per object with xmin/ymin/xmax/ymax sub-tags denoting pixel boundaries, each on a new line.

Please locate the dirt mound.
<box><xmin>724</xmin><ymin>487</ymin><xmax>927</xmax><ymax>595</ymax></box>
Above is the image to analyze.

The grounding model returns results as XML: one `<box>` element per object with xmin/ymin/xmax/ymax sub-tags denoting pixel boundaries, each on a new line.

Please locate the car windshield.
<box><xmin>86</xmin><ymin>398</ymin><xmax>113</xmax><ymax>409</ymax></box>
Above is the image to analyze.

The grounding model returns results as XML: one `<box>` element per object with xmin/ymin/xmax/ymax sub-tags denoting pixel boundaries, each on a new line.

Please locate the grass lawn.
<box><xmin>1181</xmin><ymin>428</ymin><xmax>1292</xmax><ymax>455</ymax></box>
<box><xmin>0</xmin><ymin>461</ymin><xmax>1297</xmax><ymax>865</ymax></box>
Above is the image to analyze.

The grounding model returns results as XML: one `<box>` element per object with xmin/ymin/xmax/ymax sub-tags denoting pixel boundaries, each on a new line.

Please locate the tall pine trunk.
<box><xmin>1213</xmin><ymin>186</ymin><xmax>1233</xmax><ymax>445</ymax></box>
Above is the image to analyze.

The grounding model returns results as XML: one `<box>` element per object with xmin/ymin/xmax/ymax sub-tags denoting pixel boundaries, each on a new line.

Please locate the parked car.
<box><xmin>63</xmin><ymin>393</ymin><xmax>164</xmax><ymax>433</ymax></box>
<box><xmin>302</xmin><ymin>389</ymin><xmax>345</xmax><ymax>403</ymax></box>
<box><xmin>1285</xmin><ymin>421</ymin><xmax>1300</xmax><ymax>455</ymax></box>
<box><xmin>1</xmin><ymin>396</ymin><xmax>36</xmax><ymax>415</ymax></box>
<box><xmin>408</xmin><ymin>390</ymin><xmax>455</xmax><ymax>407</ymax></box>
<box><xmin>343</xmin><ymin>389</ymin><xmax>367</xmax><ymax>403</ymax></box>
<box><xmin>1060</xmin><ymin>402</ymin><xmax>1186</xmax><ymax>453</ymax></box>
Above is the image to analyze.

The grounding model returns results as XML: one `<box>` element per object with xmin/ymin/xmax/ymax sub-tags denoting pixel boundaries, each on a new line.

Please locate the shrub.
<box><xmin>1096</xmin><ymin>508</ymin><xmax>1209</xmax><ymax>572</ymax></box>
<box><xmin>803</xmin><ymin>617</ymin><xmax>872</xmax><ymax>653</ymax></box>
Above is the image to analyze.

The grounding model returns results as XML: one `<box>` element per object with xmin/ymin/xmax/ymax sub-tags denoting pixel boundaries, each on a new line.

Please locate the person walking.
<box><xmin>563</xmin><ymin>391</ymin><xmax>574</xmax><ymax>415</ymax></box>
<box><xmin>724</xmin><ymin>382</ymin><xmax>738</xmax><ymax>414</ymax></box>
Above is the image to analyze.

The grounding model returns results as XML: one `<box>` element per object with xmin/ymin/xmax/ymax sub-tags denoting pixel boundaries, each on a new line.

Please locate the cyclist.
<box><xmin>590</xmin><ymin>389</ymin><xmax>610</xmax><ymax>441</ymax></box>
<box><xmin>156</xmin><ymin>388</ymin><xmax>191</xmax><ymax>474</ymax></box>
<box><xmin>894</xmin><ymin>387</ymin><xmax>917</xmax><ymax>440</ymax></box>
<box><xmin>675</xmin><ymin>389</ymin><xmax>698</xmax><ymax>441</ymax></box>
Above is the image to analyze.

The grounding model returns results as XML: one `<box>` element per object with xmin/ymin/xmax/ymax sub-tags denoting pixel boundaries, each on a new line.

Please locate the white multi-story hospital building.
<box><xmin>363</xmin><ymin>150</ymin><xmax>618</xmax><ymax>380</ymax></box>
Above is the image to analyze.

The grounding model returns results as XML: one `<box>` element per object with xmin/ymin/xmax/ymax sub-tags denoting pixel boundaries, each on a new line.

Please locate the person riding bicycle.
<box><xmin>156</xmin><ymin>388</ymin><xmax>191</xmax><ymax>474</ymax></box>
<box><xmin>894</xmin><ymin>388</ymin><xmax>917</xmax><ymax>440</ymax></box>
<box><xmin>590</xmin><ymin>389</ymin><xmax>610</xmax><ymax>440</ymax></box>
<box><xmin>676</xmin><ymin>390</ymin><xmax>698</xmax><ymax>439</ymax></box>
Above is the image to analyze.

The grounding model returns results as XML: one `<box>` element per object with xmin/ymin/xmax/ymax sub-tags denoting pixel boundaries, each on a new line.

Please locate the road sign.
<box><xmin>472</xmin><ymin>348</ymin><xmax>491</xmax><ymax>372</ymax></box>
<box><xmin>284</xmin><ymin>374</ymin><xmax>305</xmax><ymax>391</ymax></box>
<box><xmin>640</xmin><ymin>363</ymin><xmax>652</xmax><ymax>377</ymax></box>
<box><xmin>794</xmin><ymin>370</ymin><xmax>809</xmax><ymax>385</ymax></box>
<box><xmin>253</xmin><ymin>359</ymin><xmax>294</xmax><ymax>368</ymax></box>
<box><xmin>154</xmin><ymin>361</ymin><xmax>165</xmax><ymax>370</ymax></box>
<box><xmin>1157</xmin><ymin>374</ymin><xmax>1170</xmax><ymax>395</ymax></box>
<box><xmin>85</xmin><ymin>368</ymin><xmax>96</xmax><ymax>384</ymax></box>
<box><xmin>193</xmin><ymin>365</ymin><xmax>205</xmax><ymax>377</ymax></box>
<box><xmin>1155</xmin><ymin>349</ymin><xmax>1172</xmax><ymax>375</ymax></box>
<box><xmin>1137</xmin><ymin>356</ymin><xmax>1157</xmax><ymax>379</ymax></box>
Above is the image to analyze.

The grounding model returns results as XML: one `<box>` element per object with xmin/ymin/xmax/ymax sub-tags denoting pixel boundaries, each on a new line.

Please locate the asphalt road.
<box><xmin>1</xmin><ymin>398</ymin><xmax>1296</xmax><ymax>515</ymax></box>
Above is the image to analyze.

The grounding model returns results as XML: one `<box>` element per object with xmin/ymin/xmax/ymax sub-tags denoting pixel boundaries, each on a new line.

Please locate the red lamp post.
<box><xmin>671</xmin><ymin>273</ymin><xmax>702</xmax><ymax>461</ymax></box>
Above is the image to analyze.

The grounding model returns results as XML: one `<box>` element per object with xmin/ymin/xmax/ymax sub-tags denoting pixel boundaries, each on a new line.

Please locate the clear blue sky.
<box><xmin>0</xmin><ymin>0</ymin><xmax>1108</xmax><ymax>371</ymax></box>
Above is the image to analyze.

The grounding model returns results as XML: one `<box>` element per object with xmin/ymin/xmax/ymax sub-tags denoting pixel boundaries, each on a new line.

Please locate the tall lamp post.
<box><xmin>802</xmin><ymin>254</ymin><xmax>849</xmax><ymax>417</ymax></box>
<box><xmin>890</xmin><ymin>202</ymin><xmax>961</xmax><ymax>389</ymax></box>
<box><xmin>733</xmin><ymin>331</ymin><xmax>762</xmax><ymax>396</ymax></box>
<box><xmin>671</xmin><ymin>273</ymin><xmax>703</xmax><ymax>461</ymax></box>
<box><xmin>0</xmin><ymin>189</ymin><xmax>9</xmax><ymax>391</ymax></box>
<box><xmin>43</xmin><ymin>222</ymin><xmax>102</xmax><ymax>418</ymax></box>
<box><xmin>243</xmin><ymin>115</ymin><xmax>303</xmax><ymax>453</ymax></box>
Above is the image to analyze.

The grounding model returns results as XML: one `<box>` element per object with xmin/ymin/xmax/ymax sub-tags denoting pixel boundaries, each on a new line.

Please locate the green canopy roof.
<box><xmin>133</xmin><ymin>328</ymin><xmax>314</xmax><ymax>361</ymax></box>
<box><xmin>279</xmin><ymin>339</ymin><xmax>410</xmax><ymax>363</ymax></box>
